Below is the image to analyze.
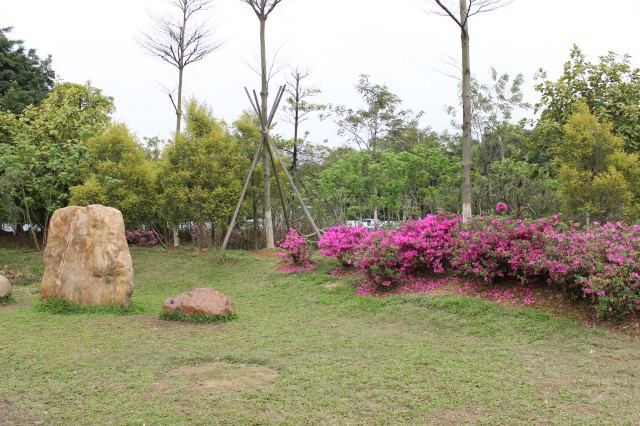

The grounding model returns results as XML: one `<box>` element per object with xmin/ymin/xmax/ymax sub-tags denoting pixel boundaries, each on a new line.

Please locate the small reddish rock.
<box><xmin>162</xmin><ymin>288</ymin><xmax>235</xmax><ymax>317</ymax></box>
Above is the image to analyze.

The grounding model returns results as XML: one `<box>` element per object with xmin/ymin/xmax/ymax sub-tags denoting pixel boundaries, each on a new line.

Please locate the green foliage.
<box><xmin>0</xmin><ymin>82</ymin><xmax>114</xmax><ymax>244</ymax></box>
<box><xmin>327</xmin><ymin>74</ymin><xmax>423</xmax><ymax>153</ymax></box>
<box><xmin>159</xmin><ymin>99</ymin><xmax>245</xmax><ymax>228</ymax></box>
<box><xmin>35</xmin><ymin>297</ymin><xmax>144</xmax><ymax>315</ymax></box>
<box><xmin>556</xmin><ymin>102</ymin><xmax>640</xmax><ymax>221</ymax></box>
<box><xmin>472</xmin><ymin>158</ymin><xmax>559</xmax><ymax>217</ymax></box>
<box><xmin>70</xmin><ymin>123</ymin><xmax>157</xmax><ymax>227</ymax></box>
<box><xmin>159</xmin><ymin>310</ymin><xmax>237</xmax><ymax>323</ymax></box>
<box><xmin>448</xmin><ymin>67</ymin><xmax>530</xmax><ymax>147</ymax></box>
<box><xmin>535</xmin><ymin>45</ymin><xmax>640</xmax><ymax>152</ymax></box>
<box><xmin>317</xmin><ymin>144</ymin><xmax>460</xmax><ymax>221</ymax></box>
<box><xmin>0</xmin><ymin>27</ymin><xmax>55</xmax><ymax>113</ymax></box>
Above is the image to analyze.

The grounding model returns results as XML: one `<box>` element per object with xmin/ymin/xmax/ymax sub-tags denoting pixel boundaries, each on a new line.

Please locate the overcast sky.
<box><xmin>2</xmin><ymin>0</ymin><xmax>639</xmax><ymax>147</ymax></box>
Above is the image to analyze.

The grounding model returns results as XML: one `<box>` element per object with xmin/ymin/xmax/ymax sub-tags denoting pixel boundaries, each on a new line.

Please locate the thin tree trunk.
<box><xmin>173</xmin><ymin>226</ymin><xmax>180</xmax><ymax>248</ymax></box>
<box><xmin>292</xmin><ymin>72</ymin><xmax>300</xmax><ymax>173</ymax></box>
<box><xmin>259</xmin><ymin>16</ymin><xmax>275</xmax><ymax>248</ymax></box>
<box><xmin>176</xmin><ymin>67</ymin><xmax>184</xmax><ymax>135</ymax></box>
<box><xmin>20</xmin><ymin>187</ymin><xmax>41</xmax><ymax>252</ymax></box>
<box><xmin>460</xmin><ymin>0</ymin><xmax>473</xmax><ymax>223</ymax></box>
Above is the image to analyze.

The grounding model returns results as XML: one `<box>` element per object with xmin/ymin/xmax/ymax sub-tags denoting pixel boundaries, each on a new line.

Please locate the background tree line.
<box><xmin>1</xmin><ymin>25</ymin><xmax>639</xmax><ymax>251</ymax></box>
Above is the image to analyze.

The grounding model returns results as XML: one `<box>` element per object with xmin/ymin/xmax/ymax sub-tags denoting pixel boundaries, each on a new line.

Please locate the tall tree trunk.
<box><xmin>173</xmin><ymin>13</ymin><xmax>186</xmax><ymax>247</ymax></box>
<box><xmin>260</xmin><ymin>16</ymin><xmax>275</xmax><ymax>248</ymax></box>
<box><xmin>172</xmin><ymin>61</ymin><xmax>185</xmax><ymax>249</ymax></box>
<box><xmin>460</xmin><ymin>0</ymin><xmax>473</xmax><ymax>223</ymax></box>
<box><xmin>176</xmin><ymin>66</ymin><xmax>184</xmax><ymax>136</ymax></box>
<box><xmin>292</xmin><ymin>72</ymin><xmax>300</xmax><ymax>173</ymax></box>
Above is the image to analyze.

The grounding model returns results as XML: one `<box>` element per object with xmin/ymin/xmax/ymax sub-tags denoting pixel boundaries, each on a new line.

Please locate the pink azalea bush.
<box><xmin>318</xmin><ymin>211</ymin><xmax>640</xmax><ymax>319</ymax></box>
<box><xmin>277</xmin><ymin>228</ymin><xmax>313</xmax><ymax>271</ymax></box>
<box><xmin>318</xmin><ymin>225</ymin><xmax>368</xmax><ymax>266</ymax></box>
<box><xmin>125</xmin><ymin>229</ymin><xmax>157</xmax><ymax>247</ymax></box>
<box><xmin>317</xmin><ymin>214</ymin><xmax>460</xmax><ymax>291</ymax></box>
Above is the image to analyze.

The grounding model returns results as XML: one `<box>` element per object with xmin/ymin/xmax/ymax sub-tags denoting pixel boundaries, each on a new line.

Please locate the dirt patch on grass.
<box><xmin>154</xmin><ymin>362</ymin><xmax>278</xmax><ymax>391</ymax></box>
<box><xmin>0</xmin><ymin>232</ymin><xmax>31</xmax><ymax>249</ymax></box>
<box><xmin>251</xmin><ymin>248</ymin><xmax>281</xmax><ymax>258</ymax></box>
<box><xmin>0</xmin><ymin>398</ymin><xmax>41</xmax><ymax>426</ymax></box>
<box><xmin>426</xmin><ymin>406</ymin><xmax>484</xmax><ymax>424</ymax></box>
<box><xmin>0</xmin><ymin>303</ymin><xmax>28</xmax><ymax>312</ymax></box>
<box><xmin>323</xmin><ymin>282</ymin><xmax>345</xmax><ymax>290</ymax></box>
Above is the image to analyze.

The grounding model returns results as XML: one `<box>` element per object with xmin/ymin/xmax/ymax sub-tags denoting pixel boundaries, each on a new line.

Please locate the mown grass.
<box><xmin>158</xmin><ymin>310</ymin><xmax>238</xmax><ymax>324</ymax></box>
<box><xmin>1</xmin><ymin>245</ymin><xmax>639</xmax><ymax>425</ymax></box>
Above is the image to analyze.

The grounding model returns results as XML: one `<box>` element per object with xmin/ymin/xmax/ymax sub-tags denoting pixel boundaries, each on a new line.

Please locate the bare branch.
<box><xmin>429</xmin><ymin>0</ymin><xmax>513</xmax><ymax>28</ymax></box>
<box><xmin>468</xmin><ymin>0</ymin><xmax>513</xmax><ymax>17</ymax></box>
<box><xmin>138</xmin><ymin>0</ymin><xmax>223</xmax><ymax>69</ymax></box>
<box><xmin>427</xmin><ymin>52</ymin><xmax>462</xmax><ymax>82</ymax></box>
<box><xmin>432</xmin><ymin>0</ymin><xmax>464</xmax><ymax>29</ymax></box>
<box><xmin>242</xmin><ymin>44</ymin><xmax>289</xmax><ymax>83</ymax></box>
<box><xmin>240</xmin><ymin>0</ymin><xmax>285</xmax><ymax>18</ymax></box>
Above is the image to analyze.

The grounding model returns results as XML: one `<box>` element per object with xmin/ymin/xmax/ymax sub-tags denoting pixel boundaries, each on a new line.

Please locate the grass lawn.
<box><xmin>1</xmin><ymin>245</ymin><xmax>639</xmax><ymax>425</ymax></box>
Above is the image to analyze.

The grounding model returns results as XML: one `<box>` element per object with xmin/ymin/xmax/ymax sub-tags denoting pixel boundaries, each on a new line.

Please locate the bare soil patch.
<box><xmin>154</xmin><ymin>362</ymin><xmax>278</xmax><ymax>392</ymax></box>
<box><xmin>323</xmin><ymin>282</ymin><xmax>345</xmax><ymax>290</ymax></box>
<box><xmin>0</xmin><ymin>303</ymin><xmax>28</xmax><ymax>312</ymax></box>
<box><xmin>0</xmin><ymin>232</ymin><xmax>31</xmax><ymax>249</ymax></box>
<box><xmin>0</xmin><ymin>398</ymin><xmax>41</xmax><ymax>426</ymax></box>
<box><xmin>251</xmin><ymin>248</ymin><xmax>281</xmax><ymax>258</ymax></box>
<box><xmin>426</xmin><ymin>406</ymin><xmax>484</xmax><ymax>425</ymax></box>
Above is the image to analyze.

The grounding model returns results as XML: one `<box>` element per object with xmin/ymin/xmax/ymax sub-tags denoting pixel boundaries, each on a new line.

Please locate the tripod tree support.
<box><xmin>220</xmin><ymin>85</ymin><xmax>322</xmax><ymax>253</ymax></box>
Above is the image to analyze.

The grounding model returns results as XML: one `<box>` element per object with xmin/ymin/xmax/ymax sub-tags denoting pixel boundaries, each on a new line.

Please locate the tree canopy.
<box><xmin>0</xmin><ymin>27</ymin><xmax>55</xmax><ymax>113</ymax></box>
<box><xmin>535</xmin><ymin>45</ymin><xmax>640</xmax><ymax>152</ymax></box>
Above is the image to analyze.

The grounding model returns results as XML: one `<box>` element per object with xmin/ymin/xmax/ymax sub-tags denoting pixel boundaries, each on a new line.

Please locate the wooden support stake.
<box><xmin>223</xmin><ymin>84</ymin><xmax>319</xmax><ymax>252</ymax></box>
<box><xmin>267</xmin><ymin>134</ymin><xmax>323</xmax><ymax>240</ymax></box>
<box><xmin>266</xmin><ymin>138</ymin><xmax>290</xmax><ymax>230</ymax></box>
<box><xmin>220</xmin><ymin>139</ymin><xmax>263</xmax><ymax>253</ymax></box>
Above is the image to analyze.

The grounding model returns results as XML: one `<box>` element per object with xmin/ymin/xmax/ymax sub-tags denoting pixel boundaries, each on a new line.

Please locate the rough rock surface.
<box><xmin>0</xmin><ymin>274</ymin><xmax>11</xmax><ymax>299</ymax></box>
<box><xmin>40</xmin><ymin>205</ymin><xmax>134</xmax><ymax>307</ymax></box>
<box><xmin>163</xmin><ymin>288</ymin><xmax>235</xmax><ymax>317</ymax></box>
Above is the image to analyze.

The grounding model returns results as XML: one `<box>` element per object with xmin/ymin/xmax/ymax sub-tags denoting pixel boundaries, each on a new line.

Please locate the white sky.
<box><xmin>2</xmin><ymin>0</ymin><xmax>639</xmax><ymax>147</ymax></box>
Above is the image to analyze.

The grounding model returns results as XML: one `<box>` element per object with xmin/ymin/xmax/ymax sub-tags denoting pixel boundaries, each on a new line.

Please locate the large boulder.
<box><xmin>0</xmin><ymin>274</ymin><xmax>11</xmax><ymax>299</ymax></box>
<box><xmin>163</xmin><ymin>288</ymin><xmax>235</xmax><ymax>317</ymax></box>
<box><xmin>40</xmin><ymin>205</ymin><xmax>134</xmax><ymax>307</ymax></box>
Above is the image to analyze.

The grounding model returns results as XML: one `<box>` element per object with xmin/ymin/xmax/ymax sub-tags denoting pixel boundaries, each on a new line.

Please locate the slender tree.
<box><xmin>431</xmin><ymin>0</ymin><xmax>512</xmax><ymax>222</ymax></box>
<box><xmin>241</xmin><ymin>0</ymin><xmax>285</xmax><ymax>249</ymax></box>
<box><xmin>282</xmin><ymin>68</ymin><xmax>324</xmax><ymax>173</ymax></box>
<box><xmin>139</xmin><ymin>0</ymin><xmax>222</xmax><ymax>246</ymax></box>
